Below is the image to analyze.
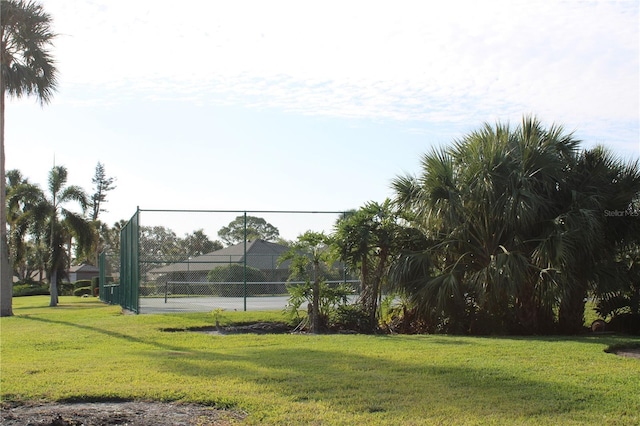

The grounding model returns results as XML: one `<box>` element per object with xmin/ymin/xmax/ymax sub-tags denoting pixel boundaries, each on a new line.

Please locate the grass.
<box><xmin>1</xmin><ymin>297</ymin><xmax>639</xmax><ymax>425</ymax></box>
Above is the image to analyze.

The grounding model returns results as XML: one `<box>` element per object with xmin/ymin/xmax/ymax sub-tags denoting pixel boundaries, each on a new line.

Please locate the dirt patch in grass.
<box><xmin>613</xmin><ymin>347</ymin><xmax>640</xmax><ymax>359</ymax></box>
<box><xmin>1</xmin><ymin>401</ymin><xmax>246</xmax><ymax>425</ymax></box>
<box><xmin>163</xmin><ymin>321</ymin><xmax>294</xmax><ymax>335</ymax></box>
<box><xmin>202</xmin><ymin>321</ymin><xmax>293</xmax><ymax>335</ymax></box>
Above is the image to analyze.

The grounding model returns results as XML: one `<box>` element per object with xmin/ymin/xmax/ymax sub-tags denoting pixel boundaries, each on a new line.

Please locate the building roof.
<box><xmin>69</xmin><ymin>263</ymin><xmax>99</xmax><ymax>273</ymax></box>
<box><xmin>149</xmin><ymin>239</ymin><xmax>290</xmax><ymax>274</ymax></box>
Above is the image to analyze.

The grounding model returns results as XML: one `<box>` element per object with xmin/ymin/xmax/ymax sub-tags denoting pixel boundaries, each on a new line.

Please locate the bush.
<box><xmin>607</xmin><ymin>313</ymin><xmax>640</xmax><ymax>335</ymax></box>
<box><xmin>73</xmin><ymin>287</ymin><xmax>92</xmax><ymax>297</ymax></box>
<box><xmin>91</xmin><ymin>276</ymin><xmax>113</xmax><ymax>294</ymax></box>
<box><xmin>331</xmin><ymin>304</ymin><xmax>370</xmax><ymax>332</ymax></box>
<box><xmin>13</xmin><ymin>283</ymin><xmax>49</xmax><ymax>297</ymax></box>
<box><xmin>285</xmin><ymin>281</ymin><xmax>357</xmax><ymax>332</ymax></box>
<box><xmin>91</xmin><ymin>276</ymin><xmax>99</xmax><ymax>293</ymax></box>
<box><xmin>73</xmin><ymin>280</ymin><xmax>92</xmax><ymax>289</ymax></box>
<box><xmin>208</xmin><ymin>264</ymin><xmax>266</xmax><ymax>282</ymax></box>
<box><xmin>140</xmin><ymin>283</ymin><xmax>160</xmax><ymax>297</ymax></box>
<box><xmin>207</xmin><ymin>265</ymin><xmax>267</xmax><ymax>296</ymax></box>
<box><xmin>59</xmin><ymin>282</ymin><xmax>74</xmax><ymax>296</ymax></box>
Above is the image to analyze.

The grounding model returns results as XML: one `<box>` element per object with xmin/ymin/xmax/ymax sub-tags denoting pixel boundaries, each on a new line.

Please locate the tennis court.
<box><xmin>100</xmin><ymin>209</ymin><xmax>359</xmax><ymax>314</ymax></box>
<box><xmin>139</xmin><ymin>295</ymin><xmax>291</xmax><ymax>314</ymax></box>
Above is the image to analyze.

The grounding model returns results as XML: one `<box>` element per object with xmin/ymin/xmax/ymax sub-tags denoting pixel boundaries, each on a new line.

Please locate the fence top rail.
<box><xmin>143</xmin><ymin>260</ymin><xmax>244</xmax><ymax>264</ymax></box>
<box><xmin>138</xmin><ymin>208</ymin><xmax>349</xmax><ymax>214</ymax></box>
<box><xmin>166</xmin><ymin>280</ymin><xmax>361</xmax><ymax>285</ymax></box>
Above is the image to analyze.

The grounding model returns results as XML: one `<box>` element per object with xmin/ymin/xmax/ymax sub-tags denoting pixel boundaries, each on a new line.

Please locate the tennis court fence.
<box><xmin>99</xmin><ymin>208</ymin><xmax>360</xmax><ymax>313</ymax></box>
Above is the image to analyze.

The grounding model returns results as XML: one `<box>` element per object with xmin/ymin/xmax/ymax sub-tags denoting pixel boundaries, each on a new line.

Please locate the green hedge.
<box><xmin>13</xmin><ymin>283</ymin><xmax>49</xmax><ymax>297</ymax></box>
<box><xmin>59</xmin><ymin>282</ymin><xmax>74</xmax><ymax>296</ymax></box>
<box><xmin>73</xmin><ymin>287</ymin><xmax>92</xmax><ymax>297</ymax></box>
<box><xmin>91</xmin><ymin>276</ymin><xmax>114</xmax><ymax>297</ymax></box>
<box><xmin>73</xmin><ymin>280</ymin><xmax>92</xmax><ymax>289</ymax></box>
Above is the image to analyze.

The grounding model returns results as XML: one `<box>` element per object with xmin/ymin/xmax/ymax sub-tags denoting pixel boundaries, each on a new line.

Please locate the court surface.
<box><xmin>139</xmin><ymin>296</ymin><xmax>291</xmax><ymax>314</ymax></box>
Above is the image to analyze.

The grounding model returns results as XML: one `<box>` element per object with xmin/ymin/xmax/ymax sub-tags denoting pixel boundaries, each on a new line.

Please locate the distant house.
<box><xmin>149</xmin><ymin>239</ymin><xmax>291</xmax><ymax>283</ymax></box>
<box><xmin>68</xmin><ymin>263</ymin><xmax>100</xmax><ymax>282</ymax></box>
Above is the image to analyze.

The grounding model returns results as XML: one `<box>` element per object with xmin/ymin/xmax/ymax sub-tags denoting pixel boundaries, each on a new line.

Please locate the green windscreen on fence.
<box><xmin>119</xmin><ymin>209</ymin><xmax>140</xmax><ymax>313</ymax></box>
<box><xmin>98</xmin><ymin>248</ymin><xmax>120</xmax><ymax>306</ymax></box>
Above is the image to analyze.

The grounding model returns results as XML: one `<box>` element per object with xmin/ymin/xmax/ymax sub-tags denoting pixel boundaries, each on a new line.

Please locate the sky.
<box><xmin>5</xmin><ymin>0</ymin><xmax>639</xmax><ymax>241</ymax></box>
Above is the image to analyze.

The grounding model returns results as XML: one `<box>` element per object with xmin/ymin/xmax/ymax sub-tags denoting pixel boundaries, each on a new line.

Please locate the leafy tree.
<box><xmin>87</xmin><ymin>219</ymin><xmax>126</xmax><ymax>278</ymax></box>
<box><xmin>217</xmin><ymin>215</ymin><xmax>280</xmax><ymax>245</ymax></box>
<box><xmin>89</xmin><ymin>162</ymin><xmax>116</xmax><ymax>221</ymax></box>
<box><xmin>139</xmin><ymin>226</ymin><xmax>181</xmax><ymax>262</ymax></box>
<box><xmin>180</xmin><ymin>229</ymin><xmax>222</xmax><ymax>257</ymax></box>
<box><xmin>18</xmin><ymin>238</ymin><xmax>46</xmax><ymax>282</ymax></box>
<box><xmin>102</xmin><ymin>219</ymin><xmax>126</xmax><ymax>256</ymax></box>
<box><xmin>1</xmin><ymin>0</ymin><xmax>57</xmax><ymax>316</ymax></box>
<box><xmin>140</xmin><ymin>226</ymin><xmax>222</xmax><ymax>266</ymax></box>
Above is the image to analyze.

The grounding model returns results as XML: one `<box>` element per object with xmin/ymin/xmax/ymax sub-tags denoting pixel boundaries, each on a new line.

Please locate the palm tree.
<box><xmin>280</xmin><ymin>231</ymin><xmax>332</xmax><ymax>333</ymax></box>
<box><xmin>392</xmin><ymin>117</ymin><xmax>580</xmax><ymax>334</ymax></box>
<box><xmin>6</xmin><ymin>169</ymin><xmax>42</xmax><ymax>280</ymax></box>
<box><xmin>332</xmin><ymin>200</ymin><xmax>409</xmax><ymax>331</ymax></box>
<box><xmin>1</xmin><ymin>0</ymin><xmax>57</xmax><ymax>316</ymax></box>
<box><xmin>555</xmin><ymin>147</ymin><xmax>640</xmax><ymax>333</ymax></box>
<box><xmin>30</xmin><ymin>166</ymin><xmax>94</xmax><ymax>306</ymax></box>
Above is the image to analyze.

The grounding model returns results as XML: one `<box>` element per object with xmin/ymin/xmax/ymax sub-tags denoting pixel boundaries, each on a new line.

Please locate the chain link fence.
<box><xmin>101</xmin><ymin>209</ymin><xmax>360</xmax><ymax>313</ymax></box>
<box><xmin>98</xmin><ymin>252</ymin><xmax>119</xmax><ymax>306</ymax></box>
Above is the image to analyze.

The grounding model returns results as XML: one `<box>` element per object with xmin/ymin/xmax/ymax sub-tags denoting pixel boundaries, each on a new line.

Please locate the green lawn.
<box><xmin>1</xmin><ymin>296</ymin><xmax>639</xmax><ymax>425</ymax></box>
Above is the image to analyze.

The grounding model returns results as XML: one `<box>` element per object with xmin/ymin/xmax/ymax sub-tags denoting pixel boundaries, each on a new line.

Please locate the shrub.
<box><xmin>73</xmin><ymin>280</ymin><xmax>92</xmax><ymax>289</ymax></box>
<box><xmin>607</xmin><ymin>313</ymin><xmax>640</xmax><ymax>335</ymax></box>
<box><xmin>13</xmin><ymin>283</ymin><xmax>49</xmax><ymax>297</ymax></box>
<box><xmin>59</xmin><ymin>282</ymin><xmax>74</xmax><ymax>296</ymax></box>
<box><xmin>140</xmin><ymin>283</ymin><xmax>159</xmax><ymax>296</ymax></box>
<box><xmin>91</xmin><ymin>276</ymin><xmax>99</xmax><ymax>293</ymax></box>
<box><xmin>73</xmin><ymin>287</ymin><xmax>92</xmax><ymax>297</ymax></box>
<box><xmin>285</xmin><ymin>281</ymin><xmax>356</xmax><ymax>332</ymax></box>
<box><xmin>207</xmin><ymin>264</ymin><xmax>266</xmax><ymax>282</ymax></box>
<box><xmin>207</xmin><ymin>265</ymin><xmax>267</xmax><ymax>296</ymax></box>
<box><xmin>331</xmin><ymin>304</ymin><xmax>370</xmax><ymax>332</ymax></box>
<box><xmin>380</xmin><ymin>298</ymin><xmax>432</xmax><ymax>334</ymax></box>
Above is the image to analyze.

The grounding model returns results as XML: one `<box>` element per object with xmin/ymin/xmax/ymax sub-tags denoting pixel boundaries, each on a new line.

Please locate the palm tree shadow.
<box><xmin>20</xmin><ymin>315</ymin><xmax>186</xmax><ymax>353</ymax></box>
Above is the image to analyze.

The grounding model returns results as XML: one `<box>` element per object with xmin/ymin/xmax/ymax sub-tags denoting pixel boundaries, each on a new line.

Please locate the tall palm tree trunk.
<box><xmin>49</xmin><ymin>268</ymin><xmax>58</xmax><ymax>307</ymax></box>
<box><xmin>1</xmin><ymin>0</ymin><xmax>58</xmax><ymax>316</ymax></box>
<box><xmin>311</xmin><ymin>276</ymin><xmax>320</xmax><ymax>334</ymax></box>
<box><xmin>558</xmin><ymin>281</ymin><xmax>588</xmax><ymax>334</ymax></box>
<box><xmin>515</xmin><ymin>277</ymin><xmax>539</xmax><ymax>334</ymax></box>
<box><xmin>0</xmin><ymin>79</ymin><xmax>13</xmax><ymax>316</ymax></box>
<box><xmin>368</xmin><ymin>246</ymin><xmax>388</xmax><ymax>331</ymax></box>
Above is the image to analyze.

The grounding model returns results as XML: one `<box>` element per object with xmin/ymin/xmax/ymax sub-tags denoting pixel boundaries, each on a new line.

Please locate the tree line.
<box><xmin>284</xmin><ymin>118</ymin><xmax>640</xmax><ymax>335</ymax></box>
<box><xmin>344</xmin><ymin>118</ymin><xmax>638</xmax><ymax>335</ymax></box>
<box><xmin>1</xmin><ymin>0</ymin><xmax>638</xmax><ymax>335</ymax></box>
<box><xmin>6</xmin><ymin>163</ymin><xmax>116</xmax><ymax>304</ymax></box>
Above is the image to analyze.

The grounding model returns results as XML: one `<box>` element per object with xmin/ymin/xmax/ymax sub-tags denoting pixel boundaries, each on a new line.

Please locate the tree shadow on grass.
<box><xmin>12</xmin><ymin>314</ymin><xmax>638</xmax><ymax>423</ymax></box>
<box><xmin>148</xmin><ymin>339</ymin><xmax>624</xmax><ymax>423</ymax></box>
<box><xmin>18</xmin><ymin>315</ymin><xmax>190</xmax><ymax>354</ymax></box>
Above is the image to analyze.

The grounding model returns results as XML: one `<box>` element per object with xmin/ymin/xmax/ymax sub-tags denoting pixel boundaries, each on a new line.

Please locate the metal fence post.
<box><xmin>243</xmin><ymin>211</ymin><xmax>247</xmax><ymax>311</ymax></box>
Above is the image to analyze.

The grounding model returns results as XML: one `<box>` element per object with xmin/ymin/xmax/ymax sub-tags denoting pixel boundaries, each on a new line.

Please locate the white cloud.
<box><xmin>39</xmin><ymin>0</ymin><xmax>638</xmax><ymax>157</ymax></box>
